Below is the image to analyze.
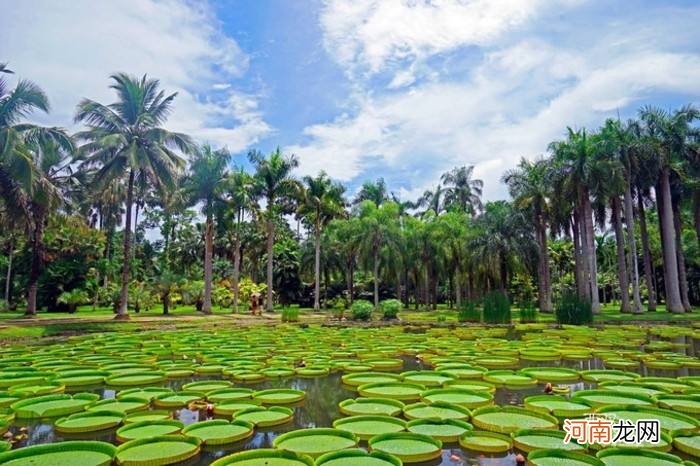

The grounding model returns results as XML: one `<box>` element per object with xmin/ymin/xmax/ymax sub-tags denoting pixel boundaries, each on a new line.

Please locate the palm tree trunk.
<box><xmin>413</xmin><ymin>269</ymin><xmax>420</xmax><ymax>309</ymax></box>
<box><xmin>623</xmin><ymin>181</ymin><xmax>643</xmax><ymax>313</ymax></box>
<box><xmin>347</xmin><ymin>259</ymin><xmax>354</xmax><ymax>306</ymax></box>
<box><xmin>266</xmin><ymin>217</ymin><xmax>274</xmax><ymax>312</ymax></box>
<box><xmin>117</xmin><ymin>170</ymin><xmax>135</xmax><ymax>319</ymax></box>
<box><xmin>535</xmin><ymin>209</ymin><xmax>552</xmax><ymax>312</ymax></box>
<box><xmin>423</xmin><ymin>263</ymin><xmax>430</xmax><ymax>310</ymax></box>
<box><xmin>4</xmin><ymin>236</ymin><xmax>13</xmax><ymax>306</ymax></box>
<box><xmin>672</xmin><ymin>199</ymin><xmax>691</xmax><ymax>312</ymax></box>
<box><xmin>612</xmin><ymin>196</ymin><xmax>631</xmax><ymax>313</ymax></box>
<box><xmin>162</xmin><ymin>293</ymin><xmax>169</xmax><ymax>315</ymax></box>
<box><xmin>582</xmin><ymin>190</ymin><xmax>600</xmax><ymax>313</ymax></box>
<box><xmin>313</xmin><ymin>227</ymin><xmax>321</xmax><ymax>311</ymax></box>
<box><xmin>455</xmin><ymin>265</ymin><xmax>462</xmax><ymax>309</ymax></box>
<box><xmin>373</xmin><ymin>249</ymin><xmax>380</xmax><ymax>309</ymax></box>
<box><xmin>202</xmin><ymin>211</ymin><xmax>213</xmax><ymax>314</ymax></box>
<box><xmin>26</xmin><ymin>212</ymin><xmax>46</xmax><ymax>317</ymax></box>
<box><xmin>232</xmin><ymin>232</ymin><xmax>241</xmax><ymax>313</ymax></box>
<box><xmin>658</xmin><ymin>168</ymin><xmax>683</xmax><ymax>313</ymax></box>
<box><xmin>694</xmin><ymin>190</ymin><xmax>700</xmax><ymax>251</ymax></box>
<box><xmin>638</xmin><ymin>193</ymin><xmax>656</xmax><ymax>311</ymax></box>
<box><xmin>572</xmin><ymin>213</ymin><xmax>587</xmax><ymax>299</ymax></box>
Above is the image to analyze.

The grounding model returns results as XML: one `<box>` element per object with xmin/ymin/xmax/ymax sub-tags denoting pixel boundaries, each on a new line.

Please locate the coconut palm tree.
<box><xmin>183</xmin><ymin>144</ymin><xmax>231</xmax><ymax>314</ymax></box>
<box><xmin>353</xmin><ymin>178</ymin><xmax>389</xmax><ymax>207</ymax></box>
<box><xmin>297</xmin><ymin>172</ymin><xmax>346</xmax><ymax>311</ymax></box>
<box><xmin>249</xmin><ymin>148</ymin><xmax>299</xmax><ymax>311</ymax></box>
<box><xmin>441</xmin><ymin>165</ymin><xmax>483</xmax><ymax>215</ymax></box>
<box><xmin>75</xmin><ymin>73</ymin><xmax>192</xmax><ymax>319</ymax></box>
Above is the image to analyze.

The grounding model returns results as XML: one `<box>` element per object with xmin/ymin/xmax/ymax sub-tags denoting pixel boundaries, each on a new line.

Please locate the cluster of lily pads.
<box><xmin>0</xmin><ymin>322</ymin><xmax>698</xmax><ymax>466</ymax></box>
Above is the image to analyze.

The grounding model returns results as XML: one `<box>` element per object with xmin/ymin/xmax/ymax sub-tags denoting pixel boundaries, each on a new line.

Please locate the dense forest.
<box><xmin>1</xmin><ymin>66</ymin><xmax>698</xmax><ymax>318</ymax></box>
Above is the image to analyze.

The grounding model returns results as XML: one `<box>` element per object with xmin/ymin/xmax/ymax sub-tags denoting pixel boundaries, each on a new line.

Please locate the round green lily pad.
<box><xmin>580</xmin><ymin>370</ymin><xmax>640</xmax><ymax>383</ymax></box>
<box><xmin>571</xmin><ymin>390</ymin><xmax>655</xmax><ymax>408</ymax></box>
<box><xmin>115</xmin><ymin>435</ymin><xmax>200</xmax><ymax>465</ymax></box>
<box><xmin>333</xmin><ymin>416</ymin><xmax>406</xmax><ymax>440</ymax></box>
<box><xmin>459</xmin><ymin>431</ymin><xmax>512</xmax><ymax>453</ymax></box>
<box><xmin>88</xmin><ymin>397</ymin><xmax>149</xmax><ymax>414</ymax></box>
<box><xmin>55</xmin><ymin>410</ymin><xmax>125</xmax><ymax>433</ymax></box>
<box><xmin>124</xmin><ymin>410</ymin><xmax>171</xmax><ymax>424</ymax></box>
<box><xmin>116</xmin><ymin>420</ymin><xmax>184</xmax><ymax>442</ymax></box>
<box><xmin>53</xmin><ymin>370</ymin><xmax>109</xmax><ymax>387</ymax></box>
<box><xmin>364</xmin><ymin>359</ymin><xmax>403</xmax><ymax>371</ymax></box>
<box><xmin>338</xmin><ymin>398</ymin><xmax>405</xmax><ymax>416</ymax></box>
<box><xmin>341</xmin><ymin>372</ymin><xmax>402</xmax><ymax>387</ymax></box>
<box><xmin>443</xmin><ymin>379</ymin><xmax>496</xmax><ymax>393</ymax></box>
<box><xmin>116</xmin><ymin>388</ymin><xmax>173</xmax><ymax>402</ymax></box>
<box><xmin>253</xmin><ymin>388</ymin><xmax>305</xmax><ymax>405</ymax></box>
<box><xmin>105</xmin><ymin>371</ymin><xmax>166</xmax><ymax>387</ymax></box>
<box><xmin>598</xmin><ymin>382</ymin><xmax>670</xmax><ymax>397</ymax></box>
<box><xmin>470</xmin><ymin>406</ymin><xmax>558</xmax><ymax>434</ymax></box>
<box><xmin>519</xmin><ymin>367</ymin><xmax>580</xmax><ymax>383</ymax></box>
<box><xmin>405</xmin><ymin>418</ymin><xmax>472</xmax><ymax>442</ymax></box>
<box><xmin>153</xmin><ymin>391</ymin><xmax>205</xmax><ymax>408</ymax></box>
<box><xmin>435</xmin><ymin>364</ymin><xmax>487</xmax><ymax>380</ymax></box>
<box><xmin>596</xmin><ymin>405</ymin><xmax>700</xmax><ymax>434</ymax></box>
<box><xmin>8</xmin><ymin>381</ymin><xmax>65</xmax><ymax>397</ymax></box>
<box><xmin>483</xmin><ymin>370</ymin><xmax>538</xmax><ymax>388</ymax></box>
<box><xmin>11</xmin><ymin>393</ymin><xmax>99</xmax><ymax>419</ymax></box>
<box><xmin>207</xmin><ymin>388</ymin><xmax>253</xmax><ymax>403</ymax></box>
<box><xmin>596</xmin><ymin>448</ymin><xmax>684</xmax><ymax>466</ymax></box>
<box><xmin>273</xmin><ymin>428</ymin><xmax>358</xmax><ymax>458</ymax></box>
<box><xmin>368</xmin><ymin>432</ymin><xmax>442</xmax><ymax>463</ymax></box>
<box><xmin>511</xmin><ymin>428</ymin><xmax>586</xmax><ymax>452</ymax></box>
<box><xmin>673</xmin><ymin>432</ymin><xmax>700</xmax><ymax>459</ymax></box>
<box><xmin>214</xmin><ymin>399</ymin><xmax>261</xmax><ymax>415</ymax></box>
<box><xmin>233</xmin><ymin>406</ymin><xmax>293</xmax><ymax>427</ymax></box>
<box><xmin>262</xmin><ymin>367</ymin><xmax>296</xmax><ymax>378</ymax></box>
<box><xmin>528</xmin><ymin>449</ymin><xmax>604</xmax><ymax>466</ymax></box>
<box><xmin>181</xmin><ymin>380</ymin><xmax>232</xmax><ymax>393</ymax></box>
<box><xmin>420</xmin><ymin>388</ymin><xmax>492</xmax><ymax>409</ymax></box>
<box><xmin>402</xmin><ymin>401</ymin><xmax>470</xmax><ymax>421</ymax></box>
<box><xmin>400</xmin><ymin>371</ymin><xmax>454</xmax><ymax>387</ymax></box>
<box><xmin>181</xmin><ymin>419</ymin><xmax>254</xmax><ymax>445</ymax></box>
<box><xmin>357</xmin><ymin>382</ymin><xmax>425</xmax><ymax>401</ymax></box>
<box><xmin>0</xmin><ymin>441</ymin><xmax>116</xmax><ymax>466</ymax></box>
<box><xmin>636</xmin><ymin>377</ymin><xmax>694</xmax><ymax>394</ymax></box>
<box><xmin>655</xmin><ymin>394</ymin><xmax>700</xmax><ymax>415</ymax></box>
<box><xmin>210</xmin><ymin>448</ymin><xmax>314</xmax><ymax>466</ymax></box>
<box><xmin>315</xmin><ymin>450</ymin><xmax>401</xmax><ymax>466</ymax></box>
<box><xmin>524</xmin><ymin>395</ymin><xmax>593</xmax><ymax>418</ymax></box>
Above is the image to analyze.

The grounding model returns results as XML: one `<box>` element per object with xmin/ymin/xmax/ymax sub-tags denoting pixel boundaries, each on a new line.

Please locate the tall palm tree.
<box><xmin>415</xmin><ymin>185</ymin><xmax>445</xmax><ymax>215</ymax></box>
<box><xmin>249</xmin><ymin>148</ymin><xmax>299</xmax><ymax>311</ymax></box>
<box><xmin>183</xmin><ymin>145</ymin><xmax>230</xmax><ymax>314</ymax></box>
<box><xmin>353</xmin><ymin>178</ymin><xmax>389</xmax><ymax>207</ymax></box>
<box><xmin>75</xmin><ymin>73</ymin><xmax>192</xmax><ymax>319</ymax></box>
<box><xmin>441</xmin><ymin>165</ymin><xmax>483</xmax><ymax>215</ymax></box>
<box><xmin>502</xmin><ymin>157</ymin><xmax>553</xmax><ymax>312</ymax></box>
<box><xmin>297</xmin><ymin>172</ymin><xmax>346</xmax><ymax>311</ymax></box>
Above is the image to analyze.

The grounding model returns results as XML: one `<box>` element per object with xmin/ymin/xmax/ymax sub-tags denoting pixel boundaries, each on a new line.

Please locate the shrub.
<box><xmin>351</xmin><ymin>300</ymin><xmax>373</xmax><ymax>321</ymax></box>
<box><xmin>281</xmin><ymin>308</ymin><xmax>299</xmax><ymax>322</ymax></box>
<box><xmin>213</xmin><ymin>286</ymin><xmax>234</xmax><ymax>308</ymax></box>
<box><xmin>555</xmin><ymin>292</ymin><xmax>593</xmax><ymax>325</ymax></box>
<box><xmin>482</xmin><ymin>291</ymin><xmax>511</xmax><ymax>324</ymax></box>
<box><xmin>436</xmin><ymin>313</ymin><xmax>447</xmax><ymax>323</ymax></box>
<box><xmin>458</xmin><ymin>301</ymin><xmax>481</xmax><ymax>323</ymax></box>
<box><xmin>57</xmin><ymin>289</ymin><xmax>89</xmax><ymax>313</ymax></box>
<box><xmin>379</xmin><ymin>299</ymin><xmax>402</xmax><ymax>320</ymax></box>
<box><xmin>519</xmin><ymin>301</ymin><xmax>538</xmax><ymax>323</ymax></box>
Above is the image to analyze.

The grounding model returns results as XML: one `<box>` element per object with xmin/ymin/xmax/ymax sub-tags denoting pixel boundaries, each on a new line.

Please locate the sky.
<box><xmin>3</xmin><ymin>0</ymin><xmax>700</xmax><ymax>202</ymax></box>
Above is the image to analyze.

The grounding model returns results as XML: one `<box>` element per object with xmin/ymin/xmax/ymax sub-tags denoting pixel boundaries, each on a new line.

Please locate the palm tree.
<box><xmin>441</xmin><ymin>165</ymin><xmax>483</xmax><ymax>215</ymax></box>
<box><xmin>353</xmin><ymin>178</ymin><xmax>389</xmax><ymax>206</ymax></box>
<box><xmin>326</xmin><ymin>217</ymin><xmax>362</xmax><ymax>306</ymax></box>
<box><xmin>415</xmin><ymin>185</ymin><xmax>445</xmax><ymax>215</ymax></box>
<box><xmin>249</xmin><ymin>148</ymin><xmax>299</xmax><ymax>311</ymax></box>
<box><xmin>297</xmin><ymin>172</ymin><xmax>346</xmax><ymax>311</ymax></box>
<box><xmin>75</xmin><ymin>73</ymin><xmax>192</xmax><ymax>319</ymax></box>
<box><xmin>502</xmin><ymin>157</ymin><xmax>553</xmax><ymax>312</ymax></box>
<box><xmin>183</xmin><ymin>144</ymin><xmax>230</xmax><ymax>314</ymax></box>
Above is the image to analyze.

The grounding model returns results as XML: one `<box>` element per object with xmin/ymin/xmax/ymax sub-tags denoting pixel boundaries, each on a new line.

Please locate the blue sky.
<box><xmin>3</xmin><ymin>0</ymin><xmax>700</xmax><ymax>201</ymax></box>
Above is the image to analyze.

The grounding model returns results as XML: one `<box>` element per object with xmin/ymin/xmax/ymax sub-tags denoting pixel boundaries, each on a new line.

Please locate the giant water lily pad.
<box><xmin>598</xmin><ymin>382</ymin><xmax>670</xmax><ymax>398</ymax></box>
<box><xmin>580</xmin><ymin>370</ymin><xmax>640</xmax><ymax>383</ymax></box>
<box><xmin>315</xmin><ymin>450</ymin><xmax>401</xmax><ymax>466</ymax></box>
<box><xmin>209</xmin><ymin>449</ymin><xmax>314</xmax><ymax>466</ymax></box>
<box><xmin>8</xmin><ymin>381</ymin><xmax>65</xmax><ymax>397</ymax></box>
<box><xmin>234</xmin><ymin>406</ymin><xmax>293</xmax><ymax>427</ymax></box>
<box><xmin>483</xmin><ymin>370</ymin><xmax>538</xmax><ymax>388</ymax></box>
<box><xmin>53</xmin><ymin>370</ymin><xmax>109</xmax><ymax>387</ymax></box>
<box><xmin>402</xmin><ymin>401</ymin><xmax>470</xmax><ymax>421</ymax></box>
<box><xmin>528</xmin><ymin>449</ymin><xmax>604</xmax><ymax>466</ymax></box>
<box><xmin>673</xmin><ymin>433</ymin><xmax>700</xmax><ymax>459</ymax></box>
<box><xmin>11</xmin><ymin>393</ymin><xmax>99</xmax><ymax>419</ymax></box>
<box><xmin>443</xmin><ymin>379</ymin><xmax>496</xmax><ymax>393</ymax></box>
<box><xmin>470</xmin><ymin>406</ymin><xmax>558</xmax><ymax>434</ymax></box>
<box><xmin>571</xmin><ymin>390</ymin><xmax>655</xmax><ymax>408</ymax></box>
<box><xmin>88</xmin><ymin>397</ymin><xmax>149</xmax><ymax>414</ymax></box>
<box><xmin>338</xmin><ymin>398</ymin><xmax>404</xmax><ymax>416</ymax></box>
<box><xmin>55</xmin><ymin>410</ymin><xmax>125</xmax><ymax>433</ymax></box>
<box><xmin>420</xmin><ymin>388</ymin><xmax>492</xmax><ymax>408</ymax></box>
<box><xmin>434</xmin><ymin>364</ymin><xmax>487</xmax><ymax>380</ymax></box>
<box><xmin>357</xmin><ymin>382</ymin><xmax>425</xmax><ymax>401</ymax></box>
<box><xmin>511</xmin><ymin>428</ymin><xmax>585</xmax><ymax>452</ymax></box>
<box><xmin>596</xmin><ymin>448</ymin><xmax>684</xmax><ymax>466</ymax></box>
<box><xmin>153</xmin><ymin>391</ymin><xmax>205</xmax><ymax>408</ymax></box>
<box><xmin>524</xmin><ymin>395</ymin><xmax>593</xmax><ymax>418</ymax></box>
<box><xmin>273</xmin><ymin>428</ymin><xmax>358</xmax><ymax>458</ymax></box>
<box><xmin>341</xmin><ymin>372</ymin><xmax>402</xmax><ymax>387</ymax></box>
<box><xmin>116</xmin><ymin>388</ymin><xmax>173</xmax><ymax>402</ymax></box>
<box><xmin>0</xmin><ymin>441</ymin><xmax>116</xmax><ymax>466</ymax></box>
<box><xmin>368</xmin><ymin>432</ymin><xmax>442</xmax><ymax>463</ymax></box>
<box><xmin>207</xmin><ymin>388</ymin><xmax>253</xmax><ymax>403</ymax></box>
<box><xmin>115</xmin><ymin>435</ymin><xmax>200</xmax><ymax>465</ymax></box>
<box><xmin>106</xmin><ymin>371</ymin><xmax>166</xmax><ymax>387</ymax></box>
<box><xmin>400</xmin><ymin>371</ymin><xmax>453</xmax><ymax>387</ymax></box>
<box><xmin>405</xmin><ymin>419</ymin><xmax>472</xmax><ymax>442</ymax></box>
<box><xmin>333</xmin><ymin>416</ymin><xmax>406</xmax><ymax>440</ymax></box>
<box><xmin>116</xmin><ymin>420</ymin><xmax>184</xmax><ymax>442</ymax></box>
<box><xmin>182</xmin><ymin>380</ymin><xmax>232</xmax><ymax>393</ymax></box>
<box><xmin>253</xmin><ymin>389</ymin><xmax>305</xmax><ymax>405</ymax></box>
<box><xmin>596</xmin><ymin>405</ymin><xmax>700</xmax><ymax>434</ymax></box>
<box><xmin>519</xmin><ymin>367</ymin><xmax>580</xmax><ymax>383</ymax></box>
<box><xmin>181</xmin><ymin>419</ymin><xmax>253</xmax><ymax>445</ymax></box>
<box><xmin>459</xmin><ymin>431</ymin><xmax>512</xmax><ymax>453</ymax></box>
<box><xmin>655</xmin><ymin>394</ymin><xmax>700</xmax><ymax>415</ymax></box>
<box><xmin>124</xmin><ymin>410</ymin><xmax>171</xmax><ymax>424</ymax></box>
<box><xmin>214</xmin><ymin>399</ymin><xmax>261</xmax><ymax>415</ymax></box>
<box><xmin>637</xmin><ymin>377</ymin><xmax>694</xmax><ymax>394</ymax></box>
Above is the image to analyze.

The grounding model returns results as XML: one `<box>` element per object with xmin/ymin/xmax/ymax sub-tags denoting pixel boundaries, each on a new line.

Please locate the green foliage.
<box><xmin>555</xmin><ymin>292</ymin><xmax>593</xmax><ymax>325</ymax></box>
<box><xmin>237</xmin><ymin>278</ymin><xmax>267</xmax><ymax>310</ymax></box>
<box><xmin>213</xmin><ymin>286</ymin><xmax>234</xmax><ymax>308</ymax></box>
<box><xmin>482</xmin><ymin>291</ymin><xmax>511</xmax><ymax>324</ymax></box>
<box><xmin>379</xmin><ymin>299</ymin><xmax>402</xmax><ymax>319</ymax></box>
<box><xmin>56</xmin><ymin>289</ymin><xmax>89</xmax><ymax>313</ymax></box>
<box><xmin>281</xmin><ymin>307</ymin><xmax>299</xmax><ymax>322</ymax></box>
<box><xmin>457</xmin><ymin>301</ymin><xmax>481</xmax><ymax>323</ymax></box>
<box><xmin>519</xmin><ymin>301</ymin><xmax>538</xmax><ymax>323</ymax></box>
<box><xmin>180</xmin><ymin>280</ymin><xmax>204</xmax><ymax>311</ymax></box>
<box><xmin>351</xmin><ymin>299</ymin><xmax>373</xmax><ymax>321</ymax></box>
<box><xmin>436</xmin><ymin>312</ymin><xmax>447</xmax><ymax>322</ymax></box>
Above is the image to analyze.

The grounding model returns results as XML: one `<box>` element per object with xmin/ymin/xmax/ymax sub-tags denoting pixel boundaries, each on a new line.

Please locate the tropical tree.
<box><xmin>354</xmin><ymin>178</ymin><xmax>389</xmax><ymax>206</ymax></box>
<box><xmin>441</xmin><ymin>165</ymin><xmax>483</xmax><ymax>215</ymax></box>
<box><xmin>249</xmin><ymin>148</ymin><xmax>299</xmax><ymax>311</ymax></box>
<box><xmin>75</xmin><ymin>73</ymin><xmax>192</xmax><ymax>319</ymax></box>
<box><xmin>297</xmin><ymin>172</ymin><xmax>346</xmax><ymax>311</ymax></box>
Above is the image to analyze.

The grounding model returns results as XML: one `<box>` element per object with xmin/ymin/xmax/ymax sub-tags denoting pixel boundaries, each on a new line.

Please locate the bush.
<box><xmin>436</xmin><ymin>313</ymin><xmax>447</xmax><ymax>323</ymax></box>
<box><xmin>281</xmin><ymin>308</ymin><xmax>299</xmax><ymax>323</ymax></box>
<box><xmin>519</xmin><ymin>301</ymin><xmax>538</xmax><ymax>323</ymax></box>
<box><xmin>458</xmin><ymin>301</ymin><xmax>481</xmax><ymax>323</ymax></box>
<box><xmin>483</xmin><ymin>291</ymin><xmax>511</xmax><ymax>324</ymax></box>
<box><xmin>351</xmin><ymin>300</ymin><xmax>373</xmax><ymax>321</ymax></box>
<box><xmin>555</xmin><ymin>292</ymin><xmax>593</xmax><ymax>325</ymax></box>
<box><xmin>379</xmin><ymin>299</ymin><xmax>402</xmax><ymax>320</ymax></box>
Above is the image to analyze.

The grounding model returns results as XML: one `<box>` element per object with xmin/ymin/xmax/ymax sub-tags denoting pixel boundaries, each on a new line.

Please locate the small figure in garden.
<box><xmin>544</xmin><ymin>382</ymin><xmax>553</xmax><ymax>394</ymax></box>
<box><xmin>250</xmin><ymin>292</ymin><xmax>260</xmax><ymax>315</ymax></box>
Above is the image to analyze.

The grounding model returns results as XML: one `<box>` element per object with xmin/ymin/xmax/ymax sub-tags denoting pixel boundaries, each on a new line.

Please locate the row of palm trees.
<box><xmin>1</xmin><ymin>66</ymin><xmax>699</xmax><ymax>317</ymax></box>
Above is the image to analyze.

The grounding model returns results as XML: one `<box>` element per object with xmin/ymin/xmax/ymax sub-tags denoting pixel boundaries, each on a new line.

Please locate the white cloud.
<box><xmin>0</xmin><ymin>0</ymin><xmax>271</xmax><ymax>153</ymax></box>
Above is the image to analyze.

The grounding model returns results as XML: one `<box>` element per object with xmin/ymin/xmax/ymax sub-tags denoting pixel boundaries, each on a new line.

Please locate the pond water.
<box><xmin>8</xmin><ymin>330</ymin><xmax>700</xmax><ymax>466</ymax></box>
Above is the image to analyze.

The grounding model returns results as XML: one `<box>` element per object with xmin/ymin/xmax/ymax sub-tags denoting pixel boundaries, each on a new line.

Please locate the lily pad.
<box><xmin>333</xmin><ymin>416</ymin><xmax>406</xmax><ymax>440</ymax></box>
<box><xmin>315</xmin><ymin>450</ymin><xmax>401</xmax><ymax>466</ymax></box>
<box><xmin>153</xmin><ymin>391</ymin><xmax>205</xmax><ymax>408</ymax></box>
<box><xmin>420</xmin><ymin>388</ymin><xmax>492</xmax><ymax>408</ymax></box>
<box><xmin>470</xmin><ymin>406</ymin><xmax>558</xmax><ymax>434</ymax></box>
<box><xmin>596</xmin><ymin>448</ymin><xmax>684</xmax><ymax>466</ymax></box>
<box><xmin>55</xmin><ymin>410</ymin><xmax>125</xmax><ymax>433</ymax></box>
<box><xmin>124</xmin><ymin>410</ymin><xmax>172</xmax><ymax>424</ymax></box>
<box><xmin>105</xmin><ymin>371</ymin><xmax>166</xmax><ymax>387</ymax></box>
<box><xmin>519</xmin><ymin>367</ymin><xmax>580</xmax><ymax>383</ymax></box>
<box><xmin>233</xmin><ymin>406</ymin><xmax>294</xmax><ymax>427</ymax></box>
<box><xmin>511</xmin><ymin>428</ymin><xmax>586</xmax><ymax>452</ymax></box>
<box><xmin>273</xmin><ymin>428</ymin><xmax>358</xmax><ymax>458</ymax></box>
<box><xmin>214</xmin><ymin>399</ymin><xmax>262</xmax><ymax>415</ymax></box>
<box><xmin>524</xmin><ymin>395</ymin><xmax>593</xmax><ymax>418</ymax></box>
<box><xmin>207</xmin><ymin>388</ymin><xmax>253</xmax><ymax>403</ymax></box>
<box><xmin>116</xmin><ymin>388</ymin><xmax>173</xmax><ymax>402</ymax></box>
<box><xmin>338</xmin><ymin>398</ymin><xmax>405</xmax><ymax>416</ymax></box>
<box><xmin>11</xmin><ymin>393</ymin><xmax>99</xmax><ymax>419</ymax></box>
<box><xmin>341</xmin><ymin>372</ymin><xmax>402</xmax><ymax>387</ymax></box>
<box><xmin>400</xmin><ymin>371</ymin><xmax>454</xmax><ymax>387</ymax></box>
<box><xmin>182</xmin><ymin>380</ymin><xmax>233</xmax><ymax>393</ymax></box>
<box><xmin>8</xmin><ymin>381</ymin><xmax>65</xmax><ymax>397</ymax></box>
<box><xmin>210</xmin><ymin>449</ymin><xmax>314</xmax><ymax>466</ymax></box>
<box><xmin>580</xmin><ymin>370</ymin><xmax>640</xmax><ymax>383</ymax></box>
<box><xmin>0</xmin><ymin>441</ymin><xmax>116</xmax><ymax>466</ymax></box>
<box><xmin>528</xmin><ymin>449</ymin><xmax>604</xmax><ymax>466</ymax></box>
<box><xmin>115</xmin><ymin>435</ymin><xmax>200</xmax><ymax>465</ymax></box>
<box><xmin>357</xmin><ymin>382</ymin><xmax>425</xmax><ymax>401</ymax></box>
<box><xmin>368</xmin><ymin>432</ymin><xmax>442</xmax><ymax>463</ymax></box>
<box><xmin>655</xmin><ymin>394</ymin><xmax>700</xmax><ymax>415</ymax></box>
<box><xmin>673</xmin><ymin>432</ymin><xmax>700</xmax><ymax>459</ymax></box>
<box><xmin>402</xmin><ymin>401</ymin><xmax>470</xmax><ymax>421</ymax></box>
<box><xmin>253</xmin><ymin>388</ymin><xmax>305</xmax><ymax>405</ymax></box>
<box><xmin>571</xmin><ymin>390</ymin><xmax>655</xmax><ymax>408</ymax></box>
<box><xmin>596</xmin><ymin>405</ymin><xmax>700</xmax><ymax>434</ymax></box>
<box><xmin>458</xmin><ymin>431</ymin><xmax>512</xmax><ymax>453</ymax></box>
<box><xmin>181</xmin><ymin>419</ymin><xmax>254</xmax><ymax>445</ymax></box>
<box><xmin>88</xmin><ymin>397</ymin><xmax>149</xmax><ymax>414</ymax></box>
<box><xmin>405</xmin><ymin>419</ymin><xmax>472</xmax><ymax>442</ymax></box>
<box><xmin>483</xmin><ymin>370</ymin><xmax>538</xmax><ymax>389</ymax></box>
<box><xmin>116</xmin><ymin>420</ymin><xmax>184</xmax><ymax>442</ymax></box>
